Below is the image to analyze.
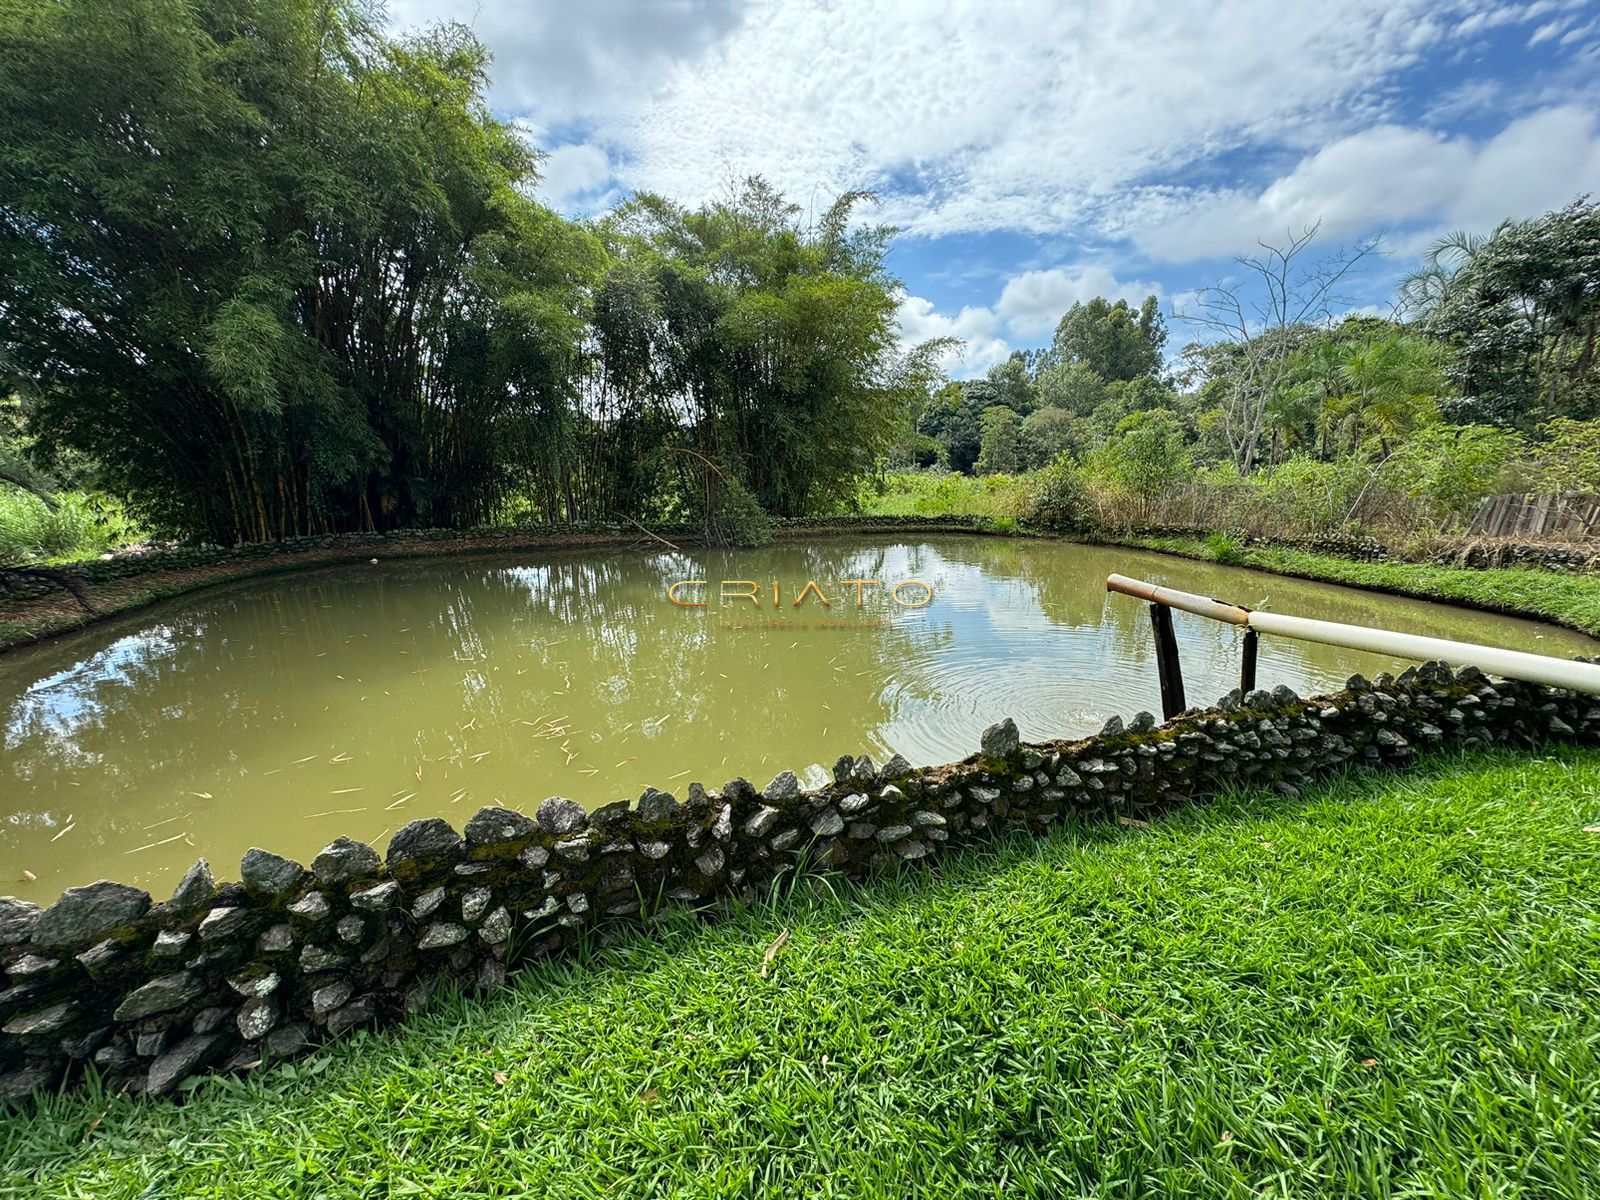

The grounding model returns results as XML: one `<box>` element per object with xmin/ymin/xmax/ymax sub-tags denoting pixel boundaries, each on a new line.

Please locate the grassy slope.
<box><xmin>1120</xmin><ymin>533</ymin><xmax>1600</xmax><ymax>638</ymax></box>
<box><xmin>5</xmin><ymin>749</ymin><xmax>1600</xmax><ymax>1199</ymax></box>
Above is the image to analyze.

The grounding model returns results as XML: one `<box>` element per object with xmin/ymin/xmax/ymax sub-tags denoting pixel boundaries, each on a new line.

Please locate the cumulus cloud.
<box><xmin>1123</xmin><ymin>105</ymin><xmax>1600</xmax><ymax>261</ymax></box>
<box><xmin>896</xmin><ymin>296</ymin><xmax>1010</xmax><ymax>379</ymax></box>
<box><xmin>996</xmin><ymin>267</ymin><xmax>1163</xmax><ymax>338</ymax></box>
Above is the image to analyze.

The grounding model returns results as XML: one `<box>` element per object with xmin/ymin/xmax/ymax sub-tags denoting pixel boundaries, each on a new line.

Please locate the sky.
<box><xmin>386</xmin><ymin>0</ymin><xmax>1600</xmax><ymax>378</ymax></box>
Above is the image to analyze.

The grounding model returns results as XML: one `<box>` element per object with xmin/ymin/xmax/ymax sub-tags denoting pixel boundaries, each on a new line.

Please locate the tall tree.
<box><xmin>1049</xmin><ymin>296</ymin><xmax>1166</xmax><ymax>383</ymax></box>
<box><xmin>0</xmin><ymin>0</ymin><xmax>597</xmax><ymax>541</ymax></box>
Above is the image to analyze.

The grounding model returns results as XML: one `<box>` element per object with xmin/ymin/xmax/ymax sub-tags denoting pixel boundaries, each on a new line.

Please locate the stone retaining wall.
<box><xmin>2</xmin><ymin>661</ymin><xmax>1596</xmax><ymax>1105</ymax></box>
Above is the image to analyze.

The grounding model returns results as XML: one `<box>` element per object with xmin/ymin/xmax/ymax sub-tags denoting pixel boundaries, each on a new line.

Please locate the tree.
<box><xmin>985</xmin><ymin>351</ymin><xmax>1038</xmax><ymax>414</ymax></box>
<box><xmin>1049</xmin><ymin>296</ymin><xmax>1166</xmax><ymax>383</ymax></box>
<box><xmin>1089</xmin><ymin>410</ymin><xmax>1191</xmax><ymax>521</ymax></box>
<box><xmin>1018</xmin><ymin>408</ymin><xmax>1082</xmax><ymax>469</ymax></box>
<box><xmin>1177</xmin><ymin>223</ymin><xmax>1379</xmax><ymax>475</ymax></box>
<box><xmin>975</xmin><ymin>405</ymin><xmax>1021</xmax><ymax>475</ymax></box>
<box><xmin>1409</xmin><ymin>200</ymin><xmax>1600</xmax><ymax>427</ymax></box>
<box><xmin>1034</xmin><ymin>360</ymin><xmax>1108</xmax><ymax>415</ymax></box>
<box><xmin>0</xmin><ymin>0</ymin><xmax>600</xmax><ymax>540</ymax></box>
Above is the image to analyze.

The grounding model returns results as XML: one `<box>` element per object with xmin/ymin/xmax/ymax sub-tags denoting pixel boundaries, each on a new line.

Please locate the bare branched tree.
<box><xmin>1177</xmin><ymin>223</ymin><xmax>1381</xmax><ymax>475</ymax></box>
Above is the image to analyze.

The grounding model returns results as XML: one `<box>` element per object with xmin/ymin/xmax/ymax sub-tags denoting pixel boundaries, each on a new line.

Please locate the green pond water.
<box><xmin>2</xmin><ymin>536</ymin><xmax>1594</xmax><ymax>901</ymax></box>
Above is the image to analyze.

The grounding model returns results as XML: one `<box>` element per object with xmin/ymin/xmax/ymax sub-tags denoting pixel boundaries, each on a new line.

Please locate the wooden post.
<box><xmin>1240</xmin><ymin>628</ymin><xmax>1258</xmax><ymax>695</ymax></box>
<box><xmin>1148</xmin><ymin>602</ymin><xmax>1186</xmax><ymax>720</ymax></box>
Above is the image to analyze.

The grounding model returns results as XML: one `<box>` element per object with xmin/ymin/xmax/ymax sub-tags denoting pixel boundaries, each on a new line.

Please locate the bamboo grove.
<box><xmin>0</xmin><ymin>0</ymin><xmax>941</xmax><ymax>543</ymax></box>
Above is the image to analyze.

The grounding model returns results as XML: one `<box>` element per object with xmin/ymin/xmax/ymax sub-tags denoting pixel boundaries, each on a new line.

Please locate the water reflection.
<box><xmin>1</xmin><ymin>536</ymin><xmax>1593</xmax><ymax>899</ymax></box>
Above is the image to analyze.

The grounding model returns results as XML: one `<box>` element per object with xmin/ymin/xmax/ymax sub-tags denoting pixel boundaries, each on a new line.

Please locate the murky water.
<box><xmin>2</xmin><ymin>536</ymin><xmax>1593</xmax><ymax>899</ymax></box>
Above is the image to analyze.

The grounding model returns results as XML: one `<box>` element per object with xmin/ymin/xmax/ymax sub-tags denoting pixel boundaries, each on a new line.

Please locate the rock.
<box><xmin>311</xmin><ymin>979</ymin><xmax>353</xmax><ymax>1016</ymax></box>
<box><xmin>464</xmin><ymin>806</ymin><xmax>537</xmax><ymax>853</ymax></box>
<box><xmin>113</xmin><ymin>972</ymin><xmax>204</xmax><ymax>1021</ymax></box>
<box><xmin>33</xmin><ymin>881</ymin><xmax>150</xmax><ymax>948</ymax></box>
<box><xmin>517</xmin><ymin>845</ymin><xmax>551</xmax><ymax>869</ymax></box>
<box><xmin>311</xmin><ymin>837</ymin><xmax>380</xmax><ymax>887</ymax></box>
<box><xmin>411</xmin><ymin>887</ymin><xmax>447</xmax><ymax>919</ymax></box>
<box><xmin>7</xmin><ymin>953</ymin><xmax>58</xmax><ymax>978</ymax></box>
<box><xmin>75</xmin><ymin>939</ymin><xmax>121</xmax><ymax>976</ymax></box>
<box><xmin>536</xmin><ymin>797</ymin><xmax>587</xmax><ymax>836</ymax></box>
<box><xmin>3</xmin><ymin>1001</ymin><xmax>74</xmax><ymax>1037</ymax></box>
<box><xmin>135</xmin><ymin>1030</ymin><xmax>166</xmax><ymax>1058</ymax></box>
<box><xmin>810</xmin><ymin>809</ymin><xmax>844</xmax><ymax>837</ymax></box>
<box><xmin>299</xmin><ymin>944</ymin><xmax>346</xmax><ymax>972</ymax></box>
<box><xmin>417</xmin><ymin>923</ymin><xmax>469</xmax><ymax>950</ymax></box>
<box><xmin>762</xmin><ymin>771</ymin><xmax>800</xmax><ymax>802</ymax></box>
<box><xmin>478</xmin><ymin>907</ymin><xmax>510</xmax><ymax>945</ymax></box>
<box><xmin>743</xmin><ymin>806</ymin><xmax>780</xmax><ymax>837</ymax></box>
<box><xmin>169</xmin><ymin>860</ymin><xmax>216</xmax><ymax>910</ymax></box>
<box><xmin>712</xmin><ymin>803</ymin><xmax>733</xmax><ymax>840</ymax></box>
<box><xmin>152</xmin><ymin>929</ymin><xmax>192</xmax><ymax>958</ymax></box>
<box><xmin>980</xmin><ymin>718</ymin><xmax>1020</xmax><ymax>759</ymax></box>
<box><xmin>911</xmin><ymin>810</ymin><xmax>946</xmax><ymax>827</ymax></box>
<box><xmin>147</xmin><ymin>1034</ymin><xmax>221</xmax><ymax>1096</ymax></box>
<box><xmin>192</xmin><ymin>1005</ymin><xmax>230</xmax><ymax>1034</ymax></box>
<box><xmin>0</xmin><ymin>898</ymin><xmax>41</xmax><ymax>947</ymax></box>
<box><xmin>832</xmin><ymin>755</ymin><xmax>855</xmax><ymax>783</ymax></box>
<box><xmin>849</xmin><ymin>757</ymin><xmax>878</xmax><ymax>784</ymax></box>
<box><xmin>554</xmin><ymin>837</ymin><xmax>590</xmax><ymax>862</ymax></box>
<box><xmin>228</xmin><ymin>969</ymin><xmax>279</xmax><ymax>998</ymax></box>
<box><xmin>875</xmin><ymin>825</ymin><xmax>913</xmax><ymax>842</ymax></box>
<box><xmin>264</xmin><ymin>1023</ymin><xmax>311</xmax><ymax>1059</ymax></box>
<box><xmin>240</xmin><ymin>848</ymin><xmax>305</xmax><ymax>896</ymax></box>
<box><xmin>590</xmin><ymin>800</ymin><xmax>632</xmax><ymax>830</ymax></box>
<box><xmin>336</xmin><ymin>915</ymin><xmax>365</xmax><ymax>943</ymax></box>
<box><xmin>879</xmin><ymin>753</ymin><xmax>913</xmax><ymax>780</ymax></box>
<box><xmin>0</xmin><ymin>1061</ymin><xmax>57</xmax><ymax>1103</ymax></box>
<box><xmin>839</xmin><ymin>793</ymin><xmax>871</xmax><ymax>814</ymax></box>
<box><xmin>461</xmin><ymin>887</ymin><xmax>492</xmax><ymax>923</ymax></box>
<box><xmin>326</xmin><ymin>995</ymin><xmax>377</xmax><ymax>1038</ymax></box>
<box><xmin>636</xmin><ymin>789</ymin><xmax>679</xmax><ymax>823</ymax></box>
<box><xmin>639</xmin><ymin>841</ymin><xmax>671</xmax><ymax>859</ymax></box>
<box><xmin>350</xmin><ymin>880</ymin><xmax>400</xmax><ymax>911</ymax></box>
<box><xmin>287</xmin><ymin>891</ymin><xmax>330</xmax><ymax>920</ymax></box>
<box><xmin>695</xmin><ymin>846</ymin><xmax>725</xmax><ymax>875</ymax></box>
<box><xmin>386</xmin><ymin>819</ymin><xmax>464</xmax><ymax>877</ymax></box>
<box><xmin>197</xmin><ymin>905</ymin><xmax>250</xmax><ymax>942</ymax></box>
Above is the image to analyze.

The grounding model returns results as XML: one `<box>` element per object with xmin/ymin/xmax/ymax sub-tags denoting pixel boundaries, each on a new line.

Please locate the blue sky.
<box><xmin>389</xmin><ymin>0</ymin><xmax>1600</xmax><ymax>377</ymax></box>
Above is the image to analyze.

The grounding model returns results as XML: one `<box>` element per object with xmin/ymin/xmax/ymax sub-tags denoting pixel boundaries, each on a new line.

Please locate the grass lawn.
<box><xmin>6</xmin><ymin>749</ymin><xmax>1600</xmax><ymax>1198</ymax></box>
<box><xmin>1105</xmin><ymin>534</ymin><xmax>1600</xmax><ymax>640</ymax></box>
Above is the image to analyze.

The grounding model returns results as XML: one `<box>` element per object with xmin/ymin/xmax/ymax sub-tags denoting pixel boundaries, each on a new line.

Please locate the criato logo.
<box><xmin>667</xmin><ymin>579</ymin><xmax>934</xmax><ymax>608</ymax></box>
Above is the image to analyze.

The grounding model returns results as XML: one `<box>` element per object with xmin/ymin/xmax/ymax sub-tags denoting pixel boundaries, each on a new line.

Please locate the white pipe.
<box><xmin>1244</xmin><ymin>611</ymin><xmax>1600</xmax><ymax>695</ymax></box>
<box><xmin>1107</xmin><ymin>572</ymin><xmax>1600</xmax><ymax>695</ymax></box>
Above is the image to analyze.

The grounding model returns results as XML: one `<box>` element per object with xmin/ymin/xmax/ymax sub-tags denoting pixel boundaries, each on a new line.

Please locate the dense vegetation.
<box><xmin>0</xmin><ymin>0</ymin><xmax>938</xmax><ymax>551</ymax></box>
<box><xmin>5</xmin><ymin>749</ymin><xmax>1598</xmax><ymax>1197</ymax></box>
<box><xmin>902</xmin><ymin>204</ymin><xmax>1600</xmax><ymax>544</ymax></box>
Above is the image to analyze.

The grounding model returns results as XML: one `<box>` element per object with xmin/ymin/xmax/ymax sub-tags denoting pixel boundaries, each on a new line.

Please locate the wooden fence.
<box><xmin>1463</xmin><ymin>493</ymin><xmax>1600</xmax><ymax>541</ymax></box>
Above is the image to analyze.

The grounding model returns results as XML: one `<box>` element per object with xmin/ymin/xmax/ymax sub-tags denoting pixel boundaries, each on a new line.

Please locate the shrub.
<box><xmin>1203</xmin><ymin>531</ymin><xmax>1244</xmax><ymax>563</ymax></box>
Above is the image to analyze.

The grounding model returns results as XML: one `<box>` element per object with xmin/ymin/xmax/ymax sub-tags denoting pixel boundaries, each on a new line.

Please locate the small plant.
<box><xmin>1203</xmin><ymin>531</ymin><xmax>1245</xmax><ymax>563</ymax></box>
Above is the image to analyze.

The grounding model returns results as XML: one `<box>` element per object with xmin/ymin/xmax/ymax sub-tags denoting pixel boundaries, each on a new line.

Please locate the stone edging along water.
<box><xmin>2</xmin><ymin>660</ymin><xmax>1597</xmax><ymax>1104</ymax></box>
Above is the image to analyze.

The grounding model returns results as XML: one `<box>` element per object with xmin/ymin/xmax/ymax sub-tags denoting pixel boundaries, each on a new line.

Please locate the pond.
<box><xmin>3</xmin><ymin>535</ymin><xmax>1594</xmax><ymax>900</ymax></box>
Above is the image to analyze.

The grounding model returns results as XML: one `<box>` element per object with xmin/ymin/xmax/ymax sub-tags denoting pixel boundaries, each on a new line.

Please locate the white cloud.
<box><xmin>535</xmin><ymin>142</ymin><xmax>617</xmax><ymax>213</ymax></box>
<box><xmin>996</xmin><ymin>267</ymin><xmax>1162</xmax><ymax>338</ymax></box>
<box><xmin>1124</xmin><ymin>105</ymin><xmax>1600</xmax><ymax>261</ymax></box>
<box><xmin>896</xmin><ymin>296</ymin><xmax>1010</xmax><ymax>379</ymax></box>
<box><xmin>387</xmin><ymin>0</ymin><xmax>751</xmax><ymax>126</ymax></box>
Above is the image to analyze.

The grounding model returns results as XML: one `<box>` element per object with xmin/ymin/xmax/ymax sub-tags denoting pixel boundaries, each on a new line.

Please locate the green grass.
<box><xmin>6</xmin><ymin>749</ymin><xmax>1600</xmax><ymax>1198</ymax></box>
<box><xmin>854</xmin><ymin>471</ymin><xmax>1041</xmax><ymax>520</ymax></box>
<box><xmin>0</xmin><ymin>486</ymin><xmax>142</xmax><ymax>566</ymax></box>
<box><xmin>1122</xmin><ymin>533</ymin><xmax>1600</xmax><ymax>638</ymax></box>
